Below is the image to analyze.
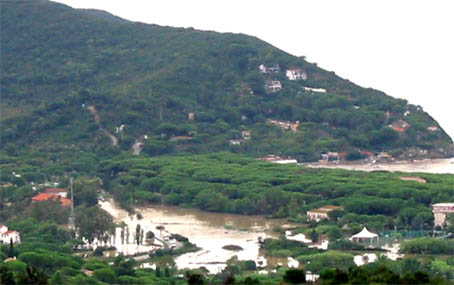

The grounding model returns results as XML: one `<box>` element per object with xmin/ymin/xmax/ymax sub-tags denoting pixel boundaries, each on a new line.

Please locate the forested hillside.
<box><xmin>1</xmin><ymin>0</ymin><xmax>453</xmax><ymax>162</ymax></box>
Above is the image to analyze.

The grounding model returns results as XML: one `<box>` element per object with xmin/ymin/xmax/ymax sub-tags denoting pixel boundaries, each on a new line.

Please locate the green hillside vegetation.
<box><xmin>2</xmin><ymin>0</ymin><xmax>453</xmax><ymax>162</ymax></box>
<box><xmin>98</xmin><ymin>152</ymin><xmax>453</xmax><ymax>231</ymax></box>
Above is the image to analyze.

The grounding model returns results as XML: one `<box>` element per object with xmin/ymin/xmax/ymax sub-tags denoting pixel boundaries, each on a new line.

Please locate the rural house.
<box><xmin>259</xmin><ymin>64</ymin><xmax>280</xmax><ymax>74</ymax></box>
<box><xmin>286</xmin><ymin>68</ymin><xmax>307</xmax><ymax>80</ymax></box>
<box><xmin>32</xmin><ymin>193</ymin><xmax>72</xmax><ymax>207</ymax></box>
<box><xmin>0</xmin><ymin>225</ymin><xmax>21</xmax><ymax>244</ymax></box>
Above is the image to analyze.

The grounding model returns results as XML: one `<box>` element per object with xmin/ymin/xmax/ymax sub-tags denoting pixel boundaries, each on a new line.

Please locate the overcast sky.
<box><xmin>54</xmin><ymin>0</ymin><xmax>454</xmax><ymax>139</ymax></box>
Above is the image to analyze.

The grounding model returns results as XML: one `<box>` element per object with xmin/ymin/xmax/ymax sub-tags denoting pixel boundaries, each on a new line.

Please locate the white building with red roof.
<box><xmin>0</xmin><ymin>225</ymin><xmax>21</xmax><ymax>244</ymax></box>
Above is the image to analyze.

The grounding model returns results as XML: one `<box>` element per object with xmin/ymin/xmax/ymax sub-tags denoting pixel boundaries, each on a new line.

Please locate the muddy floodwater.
<box><xmin>306</xmin><ymin>158</ymin><xmax>454</xmax><ymax>174</ymax></box>
<box><xmin>100</xmin><ymin>199</ymin><xmax>295</xmax><ymax>273</ymax></box>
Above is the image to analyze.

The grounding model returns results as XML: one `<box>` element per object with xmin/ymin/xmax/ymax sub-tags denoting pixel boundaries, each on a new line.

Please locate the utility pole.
<box><xmin>68</xmin><ymin>177</ymin><xmax>75</xmax><ymax>231</ymax></box>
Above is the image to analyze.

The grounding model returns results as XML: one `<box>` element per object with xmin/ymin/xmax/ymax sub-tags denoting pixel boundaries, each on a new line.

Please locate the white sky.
<box><xmin>54</xmin><ymin>0</ymin><xmax>454</xmax><ymax>139</ymax></box>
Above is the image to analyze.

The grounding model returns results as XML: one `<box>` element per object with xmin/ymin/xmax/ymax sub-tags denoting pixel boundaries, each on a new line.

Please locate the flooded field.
<box><xmin>306</xmin><ymin>158</ymin><xmax>454</xmax><ymax>174</ymax></box>
<box><xmin>100</xmin><ymin>199</ymin><xmax>295</xmax><ymax>273</ymax></box>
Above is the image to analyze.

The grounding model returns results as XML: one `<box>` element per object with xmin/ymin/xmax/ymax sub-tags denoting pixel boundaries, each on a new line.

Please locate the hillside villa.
<box><xmin>286</xmin><ymin>68</ymin><xmax>307</xmax><ymax>80</ymax></box>
<box><xmin>307</xmin><ymin>205</ymin><xmax>343</xmax><ymax>222</ymax></box>
<box><xmin>259</xmin><ymin>64</ymin><xmax>280</xmax><ymax>74</ymax></box>
<box><xmin>0</xmin><ymin>225</ymin><xmax>21</xmax><ymax>244</ymax></box>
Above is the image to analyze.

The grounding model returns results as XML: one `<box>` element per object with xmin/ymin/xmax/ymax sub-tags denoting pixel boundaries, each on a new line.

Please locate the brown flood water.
<box><xmin>100</xmin><ymin>199</ymin><xmax>296</xmax><ymax>273</ymax></box>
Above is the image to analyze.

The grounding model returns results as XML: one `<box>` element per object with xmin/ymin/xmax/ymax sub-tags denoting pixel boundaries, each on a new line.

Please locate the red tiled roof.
<box><xmin>3</xmin><ymin>230</ymin><xmax>18</xmax><ymax>235</ymax></box>
<box><xmin>32</xmin><ymin>193</ymin><xmax>72</xmax><ymax>207</ymax></box>
<box><xmin>32</xmin><ymin>193</ymin><xmax>58</xmax><ymax>202</ymax></box>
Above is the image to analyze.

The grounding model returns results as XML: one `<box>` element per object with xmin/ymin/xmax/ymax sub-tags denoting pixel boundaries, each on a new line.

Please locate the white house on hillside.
<box><xmin>0</xmin><ymin>225</ymin><xmax>21</xmax><ymax>244</ymax></box>
<box><xmin>259</xmin><ymin>64</ymin><xmax>280</xmax><ymax>74</ymax></box>
<box><xmin>286</xmin><ymin>68</ymin><xmax>307</xmax><ymax>80</ymax></box>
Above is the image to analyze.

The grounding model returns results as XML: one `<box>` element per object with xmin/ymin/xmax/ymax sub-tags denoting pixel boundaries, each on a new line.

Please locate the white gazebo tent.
<box><xmin>349</xmin><ymin>227</ymin><xmax>379</xmax><ymax>244</ymax></box>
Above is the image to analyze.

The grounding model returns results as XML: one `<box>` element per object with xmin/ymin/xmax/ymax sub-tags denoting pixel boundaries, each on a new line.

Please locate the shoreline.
<box><xmin>304</xmin><ymin>157</ymin><xmax>454</xmax><ymax>174</ymax></box>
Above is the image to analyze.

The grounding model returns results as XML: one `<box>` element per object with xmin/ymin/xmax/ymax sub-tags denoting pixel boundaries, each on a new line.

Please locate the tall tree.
<box><xmin>75</xmin><ymin>206</ymin><xmax>115</xmax><ymax>244</ymax></box>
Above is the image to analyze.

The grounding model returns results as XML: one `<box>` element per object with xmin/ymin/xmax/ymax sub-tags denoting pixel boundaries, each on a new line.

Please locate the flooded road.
<box><xmin>100</xmin><ymin>199</ymin><xmax>295</xmax><ymax>273</ymax></box>
<box><xmin>306</xmin><ymin>158</ymin><xmax>454</xmax><ymax>174</ymax></box>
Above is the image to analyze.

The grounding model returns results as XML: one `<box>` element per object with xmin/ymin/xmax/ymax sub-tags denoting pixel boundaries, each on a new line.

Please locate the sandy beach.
<box><xmin>305</xmin><ymin>158</ymin><xmax>454</xmax><ymax>174</ymax></box>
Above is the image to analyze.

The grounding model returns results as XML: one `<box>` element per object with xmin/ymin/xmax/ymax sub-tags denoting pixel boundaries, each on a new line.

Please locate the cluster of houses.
<box><xmin>0</xmin><ymin>224</ymin><xmax>20</xmax><ymax>244</ymax></box>
<box><xmin>31</xmin><ymin>187</ymin><xmax>72</xmax><ymax>207</ymax></box>
<box><xmin>259</xmin><ymin>64</ymin><xmax>319</xmax><ymax>94</ymax></box>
